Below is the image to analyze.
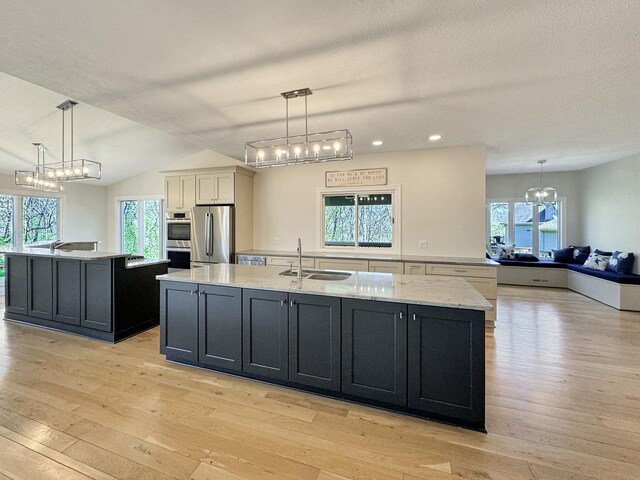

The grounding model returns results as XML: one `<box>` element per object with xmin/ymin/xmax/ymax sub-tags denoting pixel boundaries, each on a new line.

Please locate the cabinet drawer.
<box><xmin>427</xmin><ymin>264</ymin><xmax>497</xmax><ymax>279</ymax></box>
<box><xmin>266</xmin><ymin>256</ymin><xmax>315</xmax><ymax>268</ymax></box>
<box><xmin>404</xmin><ymin>262</ymin><xmax>426</xmax><ymax>275</ymax></box>
<box><xmin>368</xmin><ymin>261</ymin><xmax>403</xmax><ymax>274</ymax></box>
<box><xmin>497</xmin><ymin>266</ymin><xmax>567</xmax><ymax>288</ymax></box>
<box><xmin>315</xmin><ymin>258</ymin><xmax>369</xmax><ymax>272</ymax></box>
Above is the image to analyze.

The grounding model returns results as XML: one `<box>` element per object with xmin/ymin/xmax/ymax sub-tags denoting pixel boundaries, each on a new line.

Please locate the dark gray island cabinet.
<box><xmin>4</xmin><ymin>251</ymin><xmax>168</xmax><ymax>342</ymax></box>
<box><xmin>159</xmin><ymin>278</ymin><xmax>486</xmax><ymax>431</ymax></box>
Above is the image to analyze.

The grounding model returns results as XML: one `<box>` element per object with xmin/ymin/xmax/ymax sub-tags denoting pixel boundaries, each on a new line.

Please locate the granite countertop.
<box><xmin>157</xmin><ymin>264</ymin><xmax>492</xmax><ymax>312</ymax></box>
<box><xmin>236</xmin><ymin>249</ymin><xmax>499</xmax><ymax>266</ymax></box>
<box><xmin>0</xmin><ymin>246</ymin><xmax>128</xmax><ymax>260</ymax></box>
<box><xmin>125</xmin><ymin>258</ymin><xmax>171</xmax><ymax>269</ymax></box>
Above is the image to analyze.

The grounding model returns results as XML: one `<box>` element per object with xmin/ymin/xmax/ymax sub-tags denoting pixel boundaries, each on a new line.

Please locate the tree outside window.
<box><xmin>23</xmin><ymin>196</ymin><xmax>58</xmax><ymax>246</ymax></box>
<box><xmin>120</xmin><ymin>199</ymin><xmax>163</xmax><ymax>258</ymax></box>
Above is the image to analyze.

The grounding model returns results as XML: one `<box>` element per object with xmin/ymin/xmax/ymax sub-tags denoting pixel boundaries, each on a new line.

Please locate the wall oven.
<box><xmin>166</xmin><ymin>211</ymin><xmax>191</xmax><ymax>269</ymax></box>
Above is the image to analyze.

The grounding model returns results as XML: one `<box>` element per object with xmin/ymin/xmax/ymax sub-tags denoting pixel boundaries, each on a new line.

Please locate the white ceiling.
<box><xmin>1</xmin><ymin>0</ymin><xmax>640</xmax><ymax>178</ymax></box>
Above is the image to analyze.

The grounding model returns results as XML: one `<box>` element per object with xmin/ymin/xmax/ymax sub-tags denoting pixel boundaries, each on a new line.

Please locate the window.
<box><xmin>119</xmin><ymin>199</ymin><xmax>163</xmax><ymax>258</ymax></box>
<box><xmin>22</xmin><ymin>196</ymin><xmax>59</xmax><ymax>246</ymax></box>
<box><xmin>0</xmin><ymin>194</ymin><xmax>15</xmax><ymax>281</ymax></box>
<box><xmin>487</xmin><ymin>199</ymin><xmax>561</xmax><ymax>258</ymax></box>
<box><xmin>321</xmin><ymin>187</ymin><xmax>399</xmax><ymax>251</ymax></box>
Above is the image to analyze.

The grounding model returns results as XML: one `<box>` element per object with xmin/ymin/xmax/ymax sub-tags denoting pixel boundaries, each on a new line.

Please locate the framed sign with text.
<box><xmin>325</xmin><ymin>168</ymin><xmax>387</xmax><ymax>187</ymax></box>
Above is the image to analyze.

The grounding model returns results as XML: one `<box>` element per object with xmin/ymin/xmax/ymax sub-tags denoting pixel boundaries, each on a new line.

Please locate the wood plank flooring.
<box><xmin>1</xmin><ymin>287</ymin><xmax>639</xmax><ymax>479</ymax></box>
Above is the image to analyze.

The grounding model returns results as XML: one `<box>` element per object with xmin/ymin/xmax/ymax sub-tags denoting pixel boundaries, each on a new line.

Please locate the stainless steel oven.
<box><xmin>166</xmin><ymin>211</ymin><xmax>191</xmax><ymax>269</ymax></box>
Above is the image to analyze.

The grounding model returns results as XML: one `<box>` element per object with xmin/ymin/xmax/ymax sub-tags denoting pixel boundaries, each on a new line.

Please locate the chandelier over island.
<box><xmin>15</xmin><ymin>100</ymin><xmax>102</xmax><ymax>193</ymax></box>
<box><xmin>245</xmin><ymin>88</ymin><xmax>352</xmax><ymax>168</ymax></box>
<box><xmin>525</xmin><ymin>159</ymin><xmax>558</xmax><ymax>205</ymax></box>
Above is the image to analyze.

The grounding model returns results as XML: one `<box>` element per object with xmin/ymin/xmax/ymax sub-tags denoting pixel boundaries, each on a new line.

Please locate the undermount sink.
<box><xmin>279</xmin><ymin>268</ymin><xmax>352</xmax><ymax>281</ymax></box>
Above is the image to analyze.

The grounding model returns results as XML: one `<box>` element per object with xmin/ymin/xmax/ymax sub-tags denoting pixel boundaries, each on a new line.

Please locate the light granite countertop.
<box><xmin>157</xmin><ymin>264</ymin><xmax>493</xmax><ymax>312</ymax></box>
<box><xmin>0</xmin><ymin>247</ymin><xmax>169</xmax><ymax>268</ymax></box>
<box><xmin>236</xmin><ymin>249</ymin><xmax>499</xmax><ymax>266</ymax></box>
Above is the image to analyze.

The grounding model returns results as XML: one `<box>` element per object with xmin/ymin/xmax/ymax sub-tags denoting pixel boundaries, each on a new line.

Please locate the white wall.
<box><xmin>104</xmin><ymin>149</ymin><xmax>242</xmax><ymax>251</ymax></box>
<box><xmin>253</xmin><ymin>145</ymin><xmax>487</xmax><ymax>257</ymax></box>
<box><xmin>0</xmin><ymin>172</ymin><xmax>106</xmax><ymax>246</ymax></box>
<box><xmin>486</xmin><ymin>171</ymin><xmax>583</xmax><ymax>247</ymax></box>
<box><xmin>580</xmin><ymin>153</ymin><xmax>640</xmax><ymax>274</ymax></box>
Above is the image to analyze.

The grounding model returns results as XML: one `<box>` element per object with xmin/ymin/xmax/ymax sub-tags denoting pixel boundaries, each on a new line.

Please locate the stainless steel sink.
<box><xmin>307</xmin><ymin>272</ymin><xmax>351</xmax><ymax>281</ymax></box>
<box><xmin>279</xmin><ymin>268</ymin><xmax>351</xmax><ymax>281</ymax></box>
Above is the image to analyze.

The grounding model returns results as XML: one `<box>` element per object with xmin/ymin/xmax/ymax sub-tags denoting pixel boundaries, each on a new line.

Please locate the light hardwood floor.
<box><xmin>1</xmin><ymin>287</ymin><xmax>639</xmax><ymax>480</ymax></box>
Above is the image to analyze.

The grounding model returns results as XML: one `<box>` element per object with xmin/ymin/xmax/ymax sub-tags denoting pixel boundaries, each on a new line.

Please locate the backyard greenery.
<box><xmin>121</xmin><ymin>199</ymin><xmax>161</xmax><ymax>258</ymax></box>
<box><xmin>324</xmin><ymin>194</ymin><xmax>393</xmax><ymax>248</ymax></box>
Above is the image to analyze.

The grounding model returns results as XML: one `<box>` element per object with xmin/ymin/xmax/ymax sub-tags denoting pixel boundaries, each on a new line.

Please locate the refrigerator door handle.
<box><xmin>204</xmin><ymin>212</ymin><xmax>211</xmax><ymax>256</ymax></box>
<box><xmin>209</xmin><ymin>210</ymin><xmax>215</xmax><ymax>258</ymax></box>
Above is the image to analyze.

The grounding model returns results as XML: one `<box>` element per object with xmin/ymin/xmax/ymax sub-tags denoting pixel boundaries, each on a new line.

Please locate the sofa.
<box><xmin>496</xmin><ymin>258</ymin><xmax>640</xmax><ymax>311</ymax></box>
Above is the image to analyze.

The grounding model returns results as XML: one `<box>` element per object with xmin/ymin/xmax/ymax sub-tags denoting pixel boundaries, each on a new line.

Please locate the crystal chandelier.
<box><xmin>525</xmin><ymin>159</ymin><xmax>557</xmax><ymax>205</ymax></box>
<box><xmin>15</xmin><ymin>143</ymin><xmax>64</xmax><ymax>192</ymax></box>
<box><xmin>245</xmin><ymin>88</ymin><xmax>352</xmax><ymax>168</ymax></box>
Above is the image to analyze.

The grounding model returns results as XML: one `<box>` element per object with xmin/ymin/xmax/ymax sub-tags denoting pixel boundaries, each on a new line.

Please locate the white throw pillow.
<box><xmin>582</xmin><ymin>252</ymin><xmax>610</xmax><ymax>271</ymax></box>
<box><xmin>498</xmin><ymin>244</ymin><xmax>516</xmax><ymax>260</ymax></box>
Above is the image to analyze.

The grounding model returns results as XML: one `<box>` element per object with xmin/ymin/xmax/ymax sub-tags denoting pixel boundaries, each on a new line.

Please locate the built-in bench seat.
<box><xmin>496</xmin><ymin>258</ymin><xmax>640</xmax><ymax>311</ymax></box>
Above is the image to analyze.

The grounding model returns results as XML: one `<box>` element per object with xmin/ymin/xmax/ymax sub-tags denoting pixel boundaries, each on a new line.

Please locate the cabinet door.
<box><xmin>160</xmin><ymin>282</ymin><xmax>198</xmax><ymax>362</ymax></box>
<box><xmin>180</xmin><ymin>175</ymin><xmax>196</xmax><ymax>211</ymax></box>
<box><xmin>28</xmin><ymin>256</ymin><xmax>53</xmax><ymax>320</ymax></box>
<box><xmin>195</xmin><ymin>174</ymin><xmax>216</xmax><ymax>205</ymax></box>
<box><xmin>408</xmin><ymin>305</ymin><xmax>485</xmax><ymax>425</ymax></box>
<box><xmin>80</xmin><ymin>260</ymin><xmax>113</xmax><ymax>332</ymax></box>
<box><xmin>165</xmin><ymin>175</ymin><xmax>181</xmax><ymax>211</ymax></box>
<box><xmin>53</xmin><ymin>259</ymin><xmax>81</xmax><ymax>325</ymax></box>
<box><xmin>199</xmin><ymin>285</ymin><xmax>242</xmax><ymax>371</ymax></box>
<box><xmin>315</xmin><ymin>258</ymin><xmax>369</xmax><ymax>272</ymax></box>
<box><xmin>5</xmin><ymin>255</ymin><xmax>28</xmax><ymax>315</ymax></box>
<box><xmin>213</xmin><ymin>173</ymin><xmax>235</xmax><ymax>204</ymax></box>
<box><xmin>342</xmin><ymin>299</ymin><xmax>407</xmax><ymax>406</ymax></box>
<box><xmin>242</xmin><ymin>289</ymin><xmax>288</xmax><ymax>380</ymax></box>
<box><xmin>368</xmin><ymin>261</ymin><xmax>404</xmax><ymax>274</ymax></box>
<box><xmin>404</xmin><ymin>262</ymin><xmax>426</xmax><ymax>275</ymax></box>
<box><xmin>289</xmin><ymin>293</ymin><xmax>341</xmax><ymax>392</ymax></box>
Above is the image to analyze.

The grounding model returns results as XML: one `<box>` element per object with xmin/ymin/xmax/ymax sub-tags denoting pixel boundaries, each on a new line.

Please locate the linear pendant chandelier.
<box><xmin>245</xmin><ymin>87</ymin><xmax>352</xmax><ymax>168</ymax></box>
<box><xmin>14</xmin><ymin>100</ymin><xmax>101</xmax><ymax>192</ymax></box>
<box><xmin>14</xmin><ymin>143</ymin><xmax>64</xmax><ymax>192</ymax></box>
<box><xmin>525</xmin><ymin>159</ymin><xmax>558</xmax><ymax>205</ymax></box>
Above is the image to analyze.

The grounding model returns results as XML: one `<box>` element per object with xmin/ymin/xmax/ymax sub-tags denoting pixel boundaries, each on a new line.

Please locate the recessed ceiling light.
<box><xmin>372</xmin><ymin>140</ymin><xmax>383</xmax><ymax>146</ymax></box>
<box><xmin>429</xmin><ymin>134</ymin><xmax>442</xmax><ymax>142</ymax></box>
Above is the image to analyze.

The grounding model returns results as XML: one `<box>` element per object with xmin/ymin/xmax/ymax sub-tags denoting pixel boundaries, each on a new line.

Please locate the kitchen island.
<box><xmin>157</xmin><ymin>264</ymin><xmax>491</xmax><ymax>431</ymax></box>
<box><xmin>2</xmin><ymin>247</ymin><xmax>169</xmax><ymax>342</ymax></box>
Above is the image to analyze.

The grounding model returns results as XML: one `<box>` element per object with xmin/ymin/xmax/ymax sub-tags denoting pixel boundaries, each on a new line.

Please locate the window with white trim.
<box><xmin>119</xmin><ymin>199</ymin><xmax>163</xmax><ymax>258</ymax></box>
<box><xmin>320</xmin><ymin>187</ymin><xmax>400</xmax><ymax>252</ymax></box>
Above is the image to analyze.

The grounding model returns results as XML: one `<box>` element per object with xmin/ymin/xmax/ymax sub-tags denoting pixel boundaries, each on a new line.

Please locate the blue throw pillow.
<box><xmin>552</xmin><ymin>248</ymin><xmax>574</xmax><ymax>263</ymax></box>
<box><xmin>515</xmin><ymin>253</ymin><xmax>539</xmax><ymax>262</ymax></box>
<box><xmin>569</xmin><ymin>245</ymin><xmax>590</xmax><ymax>264</ymax></box>
<box><xmin>595</xmin><ymin>249</ymin><xmax>613</xmax><ymax>257</ymax></box>
<box><xmin>606</xmin><ymin>251</ymin><xmax>635</xmax><ymax>274</ymax></box>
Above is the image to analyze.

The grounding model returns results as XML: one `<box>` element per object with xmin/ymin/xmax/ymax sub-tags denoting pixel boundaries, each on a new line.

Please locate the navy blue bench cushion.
<box><xmin>567</xmin><ymin>264</ymin><xmax>640</xmax><ymax>285</ymax></box>
<box><xmin>496</xmin><ymin>259</ymin><xmax>567</xmax><ymax>269</ymax></box>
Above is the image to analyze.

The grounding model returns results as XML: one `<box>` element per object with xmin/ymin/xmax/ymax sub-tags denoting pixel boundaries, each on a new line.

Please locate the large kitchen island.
<box><xmin>158</xmin><ymin>263</ymin><xmax>491</xmax><ymax>431</ymax></box>
<box><xmin>2</xmin><ymin>247</ymin><xmax>169</xmax><ymax>342</ymax></box>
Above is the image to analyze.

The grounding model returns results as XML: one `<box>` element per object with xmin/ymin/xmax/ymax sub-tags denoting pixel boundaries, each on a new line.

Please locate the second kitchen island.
<box><xmin>157</xmin><ymin>264</ymin><xmax>491</xmax><ymax>431</ymax></box>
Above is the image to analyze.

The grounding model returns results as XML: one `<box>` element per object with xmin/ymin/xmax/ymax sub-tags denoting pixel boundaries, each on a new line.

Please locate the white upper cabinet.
<box><xmin>165</xmin><ymin>175</ymin><xmax>196</xmax><ymax>211</ymax></box>
<box><xmin>195</xmin><ymin>172</ymin><xmax>235</xmax><ymax>205</ymax></box>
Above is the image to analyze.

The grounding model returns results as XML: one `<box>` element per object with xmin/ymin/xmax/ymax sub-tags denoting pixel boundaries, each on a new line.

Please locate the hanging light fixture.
<box><xmin>15</xmin><ymin>143</ymin><xmax>64</xmax><ymax>192</ymax></box>
<box><xmin>525</xmin><ymin>159</ymin><xmax>557</xmax><ymax>205</ymax></box>
<box><xmin>245</xmin><ymin>88</ymin><xmax>352</xmax><ymax>168</ymax></box>
<box><xmin>43</xmin><ymin>100</ymin><xmax>101</xmax><ymax>181</ymax></box>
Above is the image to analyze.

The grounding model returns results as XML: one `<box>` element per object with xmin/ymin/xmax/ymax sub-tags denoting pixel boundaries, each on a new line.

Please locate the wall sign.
<box><xmin>325</xmin><ymin>168</ymin><xmax>388</xmax><ymax>187</ymax></box>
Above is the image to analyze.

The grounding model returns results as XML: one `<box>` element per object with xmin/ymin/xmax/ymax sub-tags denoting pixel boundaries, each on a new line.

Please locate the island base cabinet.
<box><xmin>5</xmin><ymin>254</ymin><xmax>28</xmax><ymax>315</ymax></box>
<box><xmin>28</xmin><ymin>257</ymin><xmax>53</xmax><ymax>320</ymax></box>
<box><xmin>288</xmin><ymin>293</ymin><xmax>341</xmax><ymax>392</ymax></box>
<box><xmin>53</xmin><ymin>259</ymin><xmax>81</xmax><ymax>325</ymax></box>
<box><xmin>341</xmin><ymin>299</ymin><xmax>407</xmax><ymax>406</ymax></box>
<box><xmin>80</xmin><ymin>260</ymin><xmax>113</xmax><ymax>332</ymax></box>
<box><xmin>160</xmin><ymin>282</ymin><xmax>199</xmax><ymax>363</ymax></box>
<box><xmin>199</xmin><ymin>285</ymin><xmax>242</xmax><ymax>371</ymax></box>
<box><xmin>242</xmin><ymin>289</ymin><xmax>288</xmax><ymax>381</ymax></box>
<box><xmin>408</xmin><ymin>305</ymin><xmax>485</xmax><ymax>427</ymax></box>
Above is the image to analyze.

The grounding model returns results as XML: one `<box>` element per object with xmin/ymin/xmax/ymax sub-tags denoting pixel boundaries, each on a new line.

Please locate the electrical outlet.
<box><xmin>419</xmin><ymin>240</ymin><xmax>428</xmax><ymax>249</ymax></box>
<box><xmin>273</xmin><ymin>236</ymin><xmax>280</xmax><ymax>245</ymax></box>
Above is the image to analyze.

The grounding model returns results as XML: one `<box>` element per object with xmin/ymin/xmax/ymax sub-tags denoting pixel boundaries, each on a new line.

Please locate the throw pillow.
<box><xmin>498</xmin><ymin>244</ymin><xmax>516</xmax><ymax>260</ymax></box>
<box><xmin>569</xmin><ymin>245</ymin><xmax>590</xmax><ymax>264</ymax></box>
<box><xmin>595</xmin><ymin>249</ymin><xmax>613</xmax><ymax>257</ymax></box>
<box><xmin>552</xmin><ymin>247</ymin><xmax>574</xmax><ymax>263</ymax></box>
<box><xmin>515</xmin><ymin>253</ymin><xmax>539</xmax><ymax>262</ymax></box>
<box><xmin>583</xmin><ymin>252</ymin><xmax>610</xmax><ymax>271</ymax></box>
<box><xmin>606</xmin><ymin>251</ymin><xmax>635</xmax><ymax>274</ymax></box>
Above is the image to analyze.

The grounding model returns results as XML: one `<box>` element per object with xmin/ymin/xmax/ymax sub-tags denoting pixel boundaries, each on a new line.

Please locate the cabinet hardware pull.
<box><xmin>399</xmin><ymin>312</ymin><xmax>403</xmax><ymax>319</ymax></box>
<box><xmin>413</xmin><ymin>313</ymin><xmax>417</xmax><ymax>321</ymax></box>
<box><xmin>280</xmin><ymin>300</ymin><xmax>285</xmax><ymax>306</ymax></box>
<box><xmin>290</xmin><ymin>300</ymin><xmax>296</xmax><ymax>307</ymax></box>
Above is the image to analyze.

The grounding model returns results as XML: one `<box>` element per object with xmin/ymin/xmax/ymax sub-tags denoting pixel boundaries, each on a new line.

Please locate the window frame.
<box><xmin>116</xmin><ymin>196</ymin><xmax>164</xmax><ymax>258</ymax></box>
<box><xmin>316</xmin><ymin>185</ymin><xmax>401</xmax><ymax>254</ymax></box>
<box><xmin>485</xmin><ymin>197</ymin><xmax>566</xmax><ymax>257</ymax></box>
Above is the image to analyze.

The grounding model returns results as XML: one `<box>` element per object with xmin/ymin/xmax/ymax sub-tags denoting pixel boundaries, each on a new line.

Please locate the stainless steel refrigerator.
<box><xmin>191</xmin><ymin>205</ymin><xmax>234</xmax><ymax>265</ymax></box>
